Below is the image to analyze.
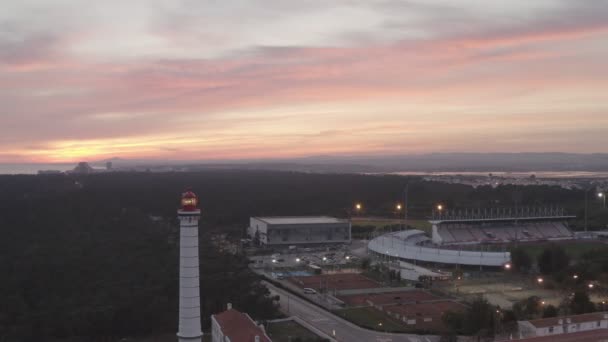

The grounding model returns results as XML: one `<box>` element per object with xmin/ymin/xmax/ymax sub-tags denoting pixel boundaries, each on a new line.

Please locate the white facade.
<box><xmin>368</xmin><ymin>231</ymin><xmax>510</xmax><ymax>267</ymax></box>
<box><xmin>211</xmin><ymin>315</ymin><xmax>228</xmax><ymax>342</ymax></box>
<box><xmin>248</xmin><ymin>216</ymin><xmax>351</xmax><ymax>246</ymax></box>
<box><xmin>518</xmin><ymin>314</ymin><xmax>608</xmax><ymax>338</ymax></box>
<box><xmin>177</xmin><ymin>210</ymin><xmax>203</xmax><ymax>342</ymax></box>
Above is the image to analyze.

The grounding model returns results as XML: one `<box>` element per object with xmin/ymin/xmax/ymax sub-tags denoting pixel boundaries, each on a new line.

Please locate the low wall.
<box><xmin>369</xmin><ymin>234</ymin><xmax>510</xmax><ymax>267</ymax></box>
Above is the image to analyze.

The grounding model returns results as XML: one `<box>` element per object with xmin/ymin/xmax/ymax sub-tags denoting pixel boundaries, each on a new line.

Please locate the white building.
<box><xmin>211</xmin><ymin>304</ymin><xmax>271</xmax><ymax>342</ymax></box>
<box><xmin>248</xmin><ymin>216</ymin><xmax>351</xmax><ymax>246</ymax></box>
<box><xmin>518</xmin><ymin>312</ymin><xmax>608</xmax><ymax>338</ymax></box>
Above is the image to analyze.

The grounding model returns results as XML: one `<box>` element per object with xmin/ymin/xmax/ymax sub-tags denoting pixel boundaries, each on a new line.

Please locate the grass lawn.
<box><xmin>266</xmin><ymin>320</ymin><xmax>324</xmax><ymax>341</ymax></box>
<box><xmin>516</xmin><ymin>241</ymin><xmax>606</xmax><ymax>259</ymax></box>
<box><xmin>334</xmin><ymin>307</ymin><xmax>410</xmax><ymax>333</ymax></box>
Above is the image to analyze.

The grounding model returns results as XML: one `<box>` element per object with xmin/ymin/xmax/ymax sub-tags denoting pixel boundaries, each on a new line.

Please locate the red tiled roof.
<box><xmin>213</xmin><ymin>309</ymin><xmax>271</xmax><ymax>342</ymax></box>
<box><xmin>528</xmin><ymin>312</ymin><xmax>608</xmax><ymax>328</ymax></box>
<box><xmin>518</xmin><ymin>328</ymin><xmax>608</xmax><ymax>341</ymax></box>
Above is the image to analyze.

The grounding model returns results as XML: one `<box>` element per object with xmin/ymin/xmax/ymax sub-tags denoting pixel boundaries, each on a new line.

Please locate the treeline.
<box><xmin>512</xmin><ymin>243</ymin><xmax>608</xmax><ymax>289</ymax></box>
<box><xmin>3</xmin><ymin>170</ymin><xmax>598</xmax><ymax>225</ymax></box>
<box><xmin>0</xmin><ymin>172</ymin><xmax>281</xmax><ymax>341</ymax></box>
<box><xmin>0</xmin><ymin>170</ymin><xmax>604</xmax><ymax>340</ymax></box>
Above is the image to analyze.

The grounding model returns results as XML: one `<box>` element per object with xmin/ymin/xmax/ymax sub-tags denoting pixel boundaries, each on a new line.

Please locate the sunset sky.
<box><xmin>2</xmin><ymin>0</ymin><xmax>607</xmax><ymax>163</ymax></box>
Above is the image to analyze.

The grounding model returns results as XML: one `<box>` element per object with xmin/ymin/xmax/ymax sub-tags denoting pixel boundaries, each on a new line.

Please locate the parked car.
<box><xmin>303</xmin><ymin>288</ymin><xmax>317</xmax><ymax>294</ymax></box>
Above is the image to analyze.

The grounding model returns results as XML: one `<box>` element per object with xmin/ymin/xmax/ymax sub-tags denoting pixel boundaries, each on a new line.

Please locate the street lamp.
<box><xmin>589</xmin><ymin>283</ymin><xmax>595</xmax><ymax>289</ymax></box>
<box><xmin>396</xmin><ymin>203</ymin><xmax>402</xmax><ymax>211</ymax></box>
<box><xmin>355</xmin><ymin>203</ymin><xmax>362</xmax><ymax>211</ymax></box>
<box><xmin>437</xmin><ymin>204</ymin><xmax>444</xmax><ymax>211</ymax></box>
<box><xmin>295</xmin><ymin>258</ymin><xmax>301</xmax><ymax>263</ymax></box>
<box><xmin>537</xmin><ymin>277</ymin><xmax>544</xmax><ymax>284</ymax></box>
<box><xmin>573</xmin><ymin>274</ymin><xmax>579</xmax><ymax>280</ymax></box>
<box><xmin>504</xmin><ymin>263</ymin><xmax>512</xmax><ymax>270</ymax></box>
<box><xmin>599</xmin><ymin>192</ymin><xmax>606</xmax><ymax>209</ymax></box>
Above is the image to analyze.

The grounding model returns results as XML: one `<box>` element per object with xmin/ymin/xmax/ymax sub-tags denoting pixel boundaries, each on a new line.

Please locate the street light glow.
<box><xmin>599</xmin><ymin>193</ymin><xmax>604</xmax><ymax>198</ymax></box>
<box><xmin>589</xmin><ymin>283</ymin><xmax>595</xmax><ymax>289</ymax></box>
<box><xmin>437</xmin><ymin>204</ymin><xmax>443</xmax><ymax>211</ymax></box>
<box><xmin>573</xmin><ymin>274</ymin><xmax>579</xmax><ymax>279</ymax></box>
<box><xmin>504</xmin><ymin>263</ymin><xmax>511</xmax><ymax>270</ymax></box>
<box><xmin>355</xmin><ymin>203</ymin><xmax>362</xmax><ymax>210</ymax></box>
<box><xmin>295</xmin><ymin>258</ymin><xmax>301</xmax><ymax>263</ymax></box>
<box><xmin>537</xmin><ymin>277</ymin><xmax>544</xmax><ymax>284</ymax></box>
<box><xmin>396</xmin><ymin>204</ymin><xmax>402</xmax><ymax>210</ymax></box>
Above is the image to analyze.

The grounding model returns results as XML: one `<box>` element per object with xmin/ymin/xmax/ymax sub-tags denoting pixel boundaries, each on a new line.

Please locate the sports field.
<box><xmin>288</xmin><ymin>273</ymin><xmax>381</xmax><ymax>291</ymax></box>
<box><xmin>338</xmin><ymin>290</ymin><xmax>439</xmax><ymax>306</ymax></box>
<box><xmin>444</xmin><ymin>277</ymin><xmax>563</xmax><ymax>308</ymax></box>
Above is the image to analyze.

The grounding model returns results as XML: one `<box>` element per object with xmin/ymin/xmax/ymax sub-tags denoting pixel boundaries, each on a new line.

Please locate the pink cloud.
<box><xmin>1</xmin><ymin>7</ymin><xmax>608</xmax><ymax>162</ymax></box>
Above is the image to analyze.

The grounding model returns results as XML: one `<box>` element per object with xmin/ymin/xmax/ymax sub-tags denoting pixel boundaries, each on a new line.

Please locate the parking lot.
<box><xmin>249</xmin><ymin>244</ymin><xmax>361</xmax><ymax>271</ymax></box>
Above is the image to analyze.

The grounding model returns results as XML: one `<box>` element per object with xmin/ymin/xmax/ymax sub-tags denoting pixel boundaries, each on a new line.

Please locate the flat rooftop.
<box><xmin>527</xmin><ymin>312</ymin><xmax>607</xmax><ymax>328</ymax></box>
<box><xmin>253</xmin><ymin>216</ymin><xmax>347</xmax><ymax>225</ymax></box>
<box><xmin>518</xmin><ymin>329</ymin><xmax>608</xmax><ymax>341</ymax></box>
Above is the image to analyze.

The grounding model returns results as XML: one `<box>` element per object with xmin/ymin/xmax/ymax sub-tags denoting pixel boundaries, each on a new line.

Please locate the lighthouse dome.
<box><xmin>180</xmin><ymin>190</ymin><xmax>198</xmax><ymax>211</ymax></box>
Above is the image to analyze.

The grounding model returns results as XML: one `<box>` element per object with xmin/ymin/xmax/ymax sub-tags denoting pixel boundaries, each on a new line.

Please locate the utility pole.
<box><xmin>403</xmin><ymin>183</ymin><xmax>409</xmax><ymax>231</ymax></box>
<box><xmin>585</xmin><ymin>187</ymin><xmax>590</xmax><ymax>232</ymax></box>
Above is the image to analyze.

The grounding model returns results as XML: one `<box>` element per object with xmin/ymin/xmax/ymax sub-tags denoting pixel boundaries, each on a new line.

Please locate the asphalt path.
<box><xmin>264</xmin><ymin>281</ymin><xmax>439</xmax><ymax>342</ymax></box>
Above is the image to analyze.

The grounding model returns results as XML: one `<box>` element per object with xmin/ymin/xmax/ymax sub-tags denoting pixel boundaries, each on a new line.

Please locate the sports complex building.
<box><xmin>368</xmin><ymin>207</ymin><xmax>575</xmax><ymax>268</ymax></box>
<box><xmin>248</xmin><ymin>216</ymin><xmax>351</xmax><ymax>246</ymax></box>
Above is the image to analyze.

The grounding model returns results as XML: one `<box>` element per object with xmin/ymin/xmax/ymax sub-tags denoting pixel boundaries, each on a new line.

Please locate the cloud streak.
<box><xmin>1</xmin><ymin>0</ymin><xmax>607</xmax><ymax>162</ymax></box>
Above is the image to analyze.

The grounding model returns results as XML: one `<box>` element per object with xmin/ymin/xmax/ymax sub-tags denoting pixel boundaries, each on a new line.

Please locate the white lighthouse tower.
<box><xmin>177</xmin><ymin>190</ymin><xmax>203</xmax><ymax>342</ymax></box>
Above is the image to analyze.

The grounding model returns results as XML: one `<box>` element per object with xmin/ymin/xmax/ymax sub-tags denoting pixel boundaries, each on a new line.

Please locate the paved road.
<box><xmin>264</xmin><ymin>281</ymin><xmax>439</xmax><ymax>342</ymax></box>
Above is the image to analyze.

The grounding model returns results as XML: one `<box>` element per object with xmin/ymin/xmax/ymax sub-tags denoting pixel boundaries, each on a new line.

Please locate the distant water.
<box><xmin>0</xmin><ymin>163</ymin><xmax>75</xmax><ymax>175</ymax></box>
<box><xmin>389</xmin><ymin>171</ymin><xmax>608</xmax><ymax>179</ymax></box>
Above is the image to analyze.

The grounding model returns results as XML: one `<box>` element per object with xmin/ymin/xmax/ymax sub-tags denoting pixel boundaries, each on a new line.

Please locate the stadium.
<box><xmin>368</xmin><ymin>207</ymin><xmax>576</xmax><ymax>268</ymax></box>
